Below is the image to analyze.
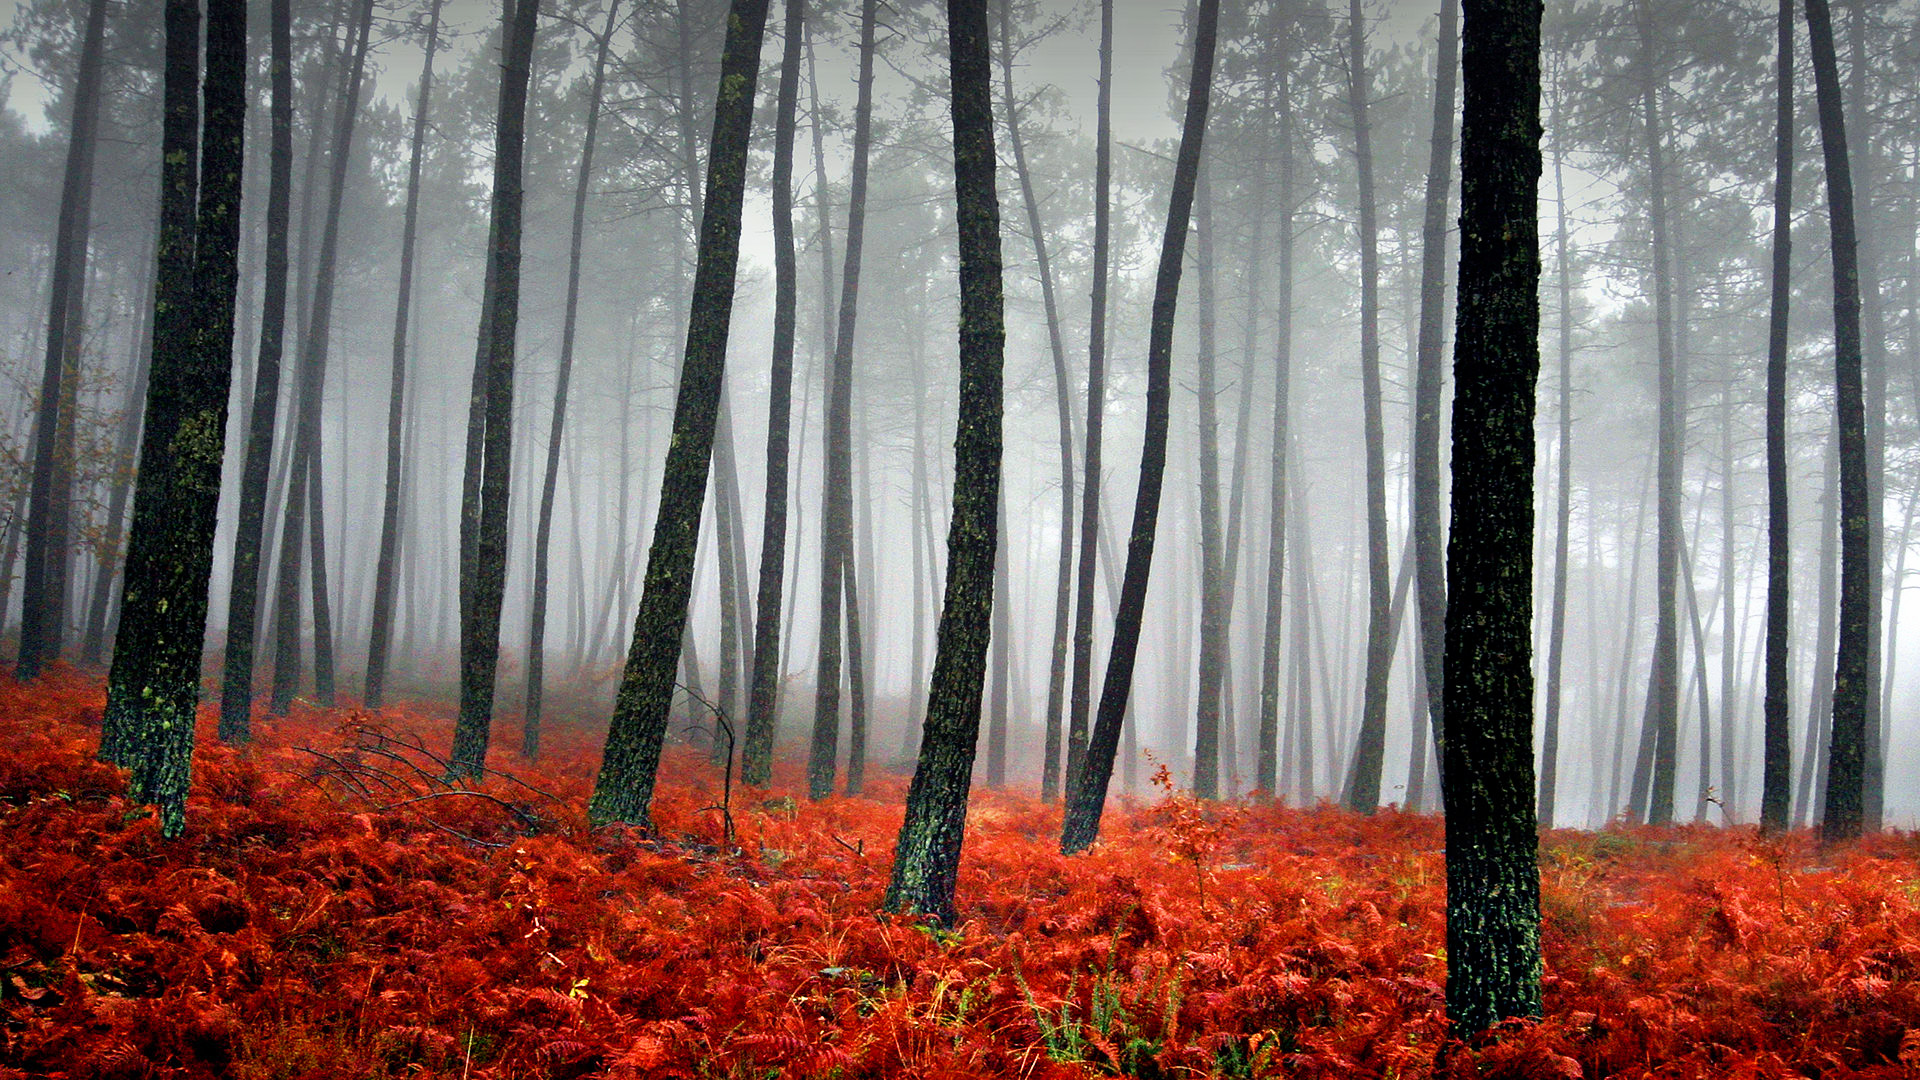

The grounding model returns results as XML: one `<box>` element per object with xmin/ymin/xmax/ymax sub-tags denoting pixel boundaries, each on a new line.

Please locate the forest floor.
<box><xmin>2</xmin><ymin>669</ymin><xmax>1919</xmax><ymax>1078</ymax></box>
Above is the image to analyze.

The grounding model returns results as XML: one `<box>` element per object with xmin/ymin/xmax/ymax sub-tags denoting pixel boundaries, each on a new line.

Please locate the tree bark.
<box><xmin>1443</xmin><ymin>0</ymin><xmax>1542</xmax><ymax>1035</ymax></box>
<box><xmin>883</xmin><ymin>0</ymin><xmax>1004</xmax><ymax>921</ymax></box>
<box><xmin>105</xmin><ymin>0</ymin><xmax>248</xmax><ymax>837</ymax></box>
<box><xmin>1060</xmin><ymin>0</ymin><xmax>1219</xmax><ymax>855</ymax></box>
<box><xmin>1804</xmin><ymin>0</ymin><xmax>1869</xmax><ymax>843</ymax></box>
<box><xmin>1257</xmin><ymin>18</ymin><xmax>1295</xmax><ymax>801</ymax></box>
<box><xmin>1194</xmin><ymin>161</ymin><xmax>1225</xmax><ymax>799</ymax></box>
<box><xmin>590</xmin><ymin>0</ymin><xmax>771</xmax><ymax>825</ymax></box>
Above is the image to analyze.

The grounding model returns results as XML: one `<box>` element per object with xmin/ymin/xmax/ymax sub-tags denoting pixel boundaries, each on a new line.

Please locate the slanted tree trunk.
<box><xmin>1443</xmin><ymin>0</ymin><xmax>1542</xmax><ymax>1035</ymax></box>
<box><xmin>744</xmin><ymin>0</ymin><xmax>805</xmax><ymax>787</ymax></box>
<box><xmin>522</xmin><ymin>0</ymin><xmax>616</xmax><ymax>755</ymax></box>
<box><xmin>1064</xmin><ymin>0</ymin><xmax>1114</xmax><ymax>800</ymax></box>
<box><xmin>19</xmin><ymin>0</ymin><xmax>108</xmax><ymax>682</ymax></box>
<box><xmin>452</xmin><ymin>0</ymin><xmax>540</xmax><ymax>779</ymax></box>
<box><xmin>998</xmin><ymin>0</ymin><xmax>1076</xmax><ymax>802</ymax></box>
<box><xmin>104</xmin><ymin>0</ymin><xmax>248</xmax><ymax>837</ymax></box>
<box><xmin>1340</xmin><ymin>0</ymin><xmax>1394</xmax><ymax>814</ymax></box>
<box><xmin>366</xmin><ymin>0</ymin><xmax>447</xmax><ymax>713</ymax></box>
<box><xmin>1804</xmin><ymin>0</ymin><xmax>1869</xmax><ymax>843</ymax></box>
<box><xmin>589</xmin><ymin>0</ymin><xmax>771</xmax><ymax>825</ymax></box>
<box><xmin>882</xmin><ymin>0</ymin><xmax>1004</xmax><ymax>922</ymax></box>
<box><xmin>1412</xmin><ymin>0</ymin><xmax>1459</xmax><ymax>787</ymax></box>
<box><xmin>218</xmin><ymin>0</ymin><xmax>293</xmax><ymax>743</ymax></box>
<box><xmin>1060</xmin><ymin>0</ymin><xmax>1219</xmax><ymax>855</ymax></box>
<box><xmin>810</xmin><ymin>0</ymin><xmax>878</xmax><ymax>801</ymax></box>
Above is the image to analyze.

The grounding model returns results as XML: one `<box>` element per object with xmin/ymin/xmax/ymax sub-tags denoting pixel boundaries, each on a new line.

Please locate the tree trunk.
<box><xmin>589</xmin><ymin>0</ymin><xmax>771</xmax><ymax>825</ymax></box>
<box><xmin>452</xmin><ymin>0</ymin><xmax>540</xmax><ymax>779</ymax></box>
<box><xmin>1539</xmin><ymin>97</ymin><xmax>1573</xmax><ymax>830</ymax></box>
<box><xmin>1804</xmin><ymin>0</ymin><xmax>1869</xmax><ymax>843</ymax></box>
<box><xmin>1340</xmin><ymin>0</ymin><xmax>1394</xmax><ymax>814</ymax></box>
<box><xmin>19</xmin><ymin>0</ymin><xmax>108</xmax><ymax>681</ymax></box>
<box><xmin>1258</xmin><ymin>18</ymin><xmax>1294</xmax><ymax>801</ymax></box>
<box><xmin>744</xmin><ymin>0</ymin><xmax>805</xmax><ymax>787</ymax></box>
<box><xmin>1412</xmin><ymin>0</ymin><xmax>1459</xmax><ymax>794</ymax></box>
<box><xmin>1065</xmin><ymin>0</ymin><xmax>1113</xmax><ymax>801</ymax></box>
<box><xmin>1194</xmin><ymin>161</ymin><xmax>1225</xmax><ymax>799</ymax></box>
<box><xmin>218</xmin><ymin>0</ymin><xmax>293</xmax><ymax>743</ymax></box>
<box><xmin>998</xmin><ymin>0</ymin><xmax>1076</xmax><ymax>803</ymax></box>
<box><xmin>1443</xmin><ymin>0</ymin><xmax>1542</xmax><ymax>1034</ymax></box>
<box><xmin>366</xmin><ymin>0</ymin><xmax>447</xmax><ymax>713</ymax></box>
<box><xmin>522</xmin><ymin>0</ymin><xmax>615</xmax><ymax>755</ymax></box>
<box><xmin>105</xmin><ymin>0</ymin><xmax>248</xmax><ymax>837</ymax></box>
<box><xmin>1060</xmin><ymin>0</ymin><xmax>1219</xmax><ymax>855</ymax></box>
<box><xmin>882</xmin><ymin>0</ymin><xmax>1004</xmax><ymax>921</ymax></box>
<box><xmin>1798</xmin><ymin>433</ymin><xmax>1839</xmax><ymax>825</ymax></box>
<box><xmin>810</xmin><ymin>0</ymin><xmax>878</xmax><ymax>801</ymax></box>
<box><xmin>82</xmin><ymin>250</ymin><xmax>156</xmax><ymax>667</ymax></box>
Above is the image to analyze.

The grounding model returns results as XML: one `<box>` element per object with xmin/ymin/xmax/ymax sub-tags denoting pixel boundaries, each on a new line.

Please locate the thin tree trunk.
<box><xmin>82</xmin><ymin>251</ymin><xmax>156</xmax><ymax>666</ymax></box>
<box><xmin>744</xmin><ymin>0</ymin><xmax>804</xmax><ymax>787</ymax></box>
<box><xmin>589</xmin><ymin>0</ymin><xmax>770</xmax><ymax>824</ymax></box>
<box><xmin>367</xmin><ymin>0</ymin><xmax>447</xmax><ymax>713</ymax></box>
<box><xmin>1539</xmin><ymin>102</ymin><xmax>1573</xmax><ymax>829</ymax></box>
<box><xmin>1341</xmin><ymin>0</ymin><xmax>1394</xmax><ymax>813</ymax></box>
<box><xmin>452</xmin><ymin>0</ymin><xmax>540</xmax><ymax>778</ymax></box>
<box><xmin>522</xmin><ymin>0</ymin><xmax>615</xmax><ymax>755</ymax></box>
<box><xmin>1061</xmin><ymin>0</ymin><xmax>1219</xmax><ymax>854</ymax></box>
<box><xmin>1798</xmin><ymin>433</ymin><xmax>1839</xmax><ymax>826</ymax></box>
<box><xmin>1258</xmin><ymin>20</ymin><xmax>1294</xmax><ymax>801</ymax></box>
<box><xmin>1194</xmin><ymin>160</ymin><xmax>1226</xmax><ymax>799</ymax></box>
<box><xmin>19</xmin><ymin>0</ymin><xmax>108</xmax><ymax>681</ymax></box>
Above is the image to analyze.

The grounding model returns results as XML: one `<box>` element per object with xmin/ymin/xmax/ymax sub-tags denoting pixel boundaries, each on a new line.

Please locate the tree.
<box><xmin>523</xmin><ymin>0</ymin><xmax>621</xmax><ymax>755</ymax></box>
<box><xmin>452</xmin><ymin>0</ymin><xmax>541</xmax><ymax>780</ymax></box>
<box><xmin>882</xmin><ymin>0</ymin><xmax>1004</xmax><ymax>923</ymax></box>
<box><xmin>743</xmin><ymin>0</ymin><xmax>805</xmax><ymax>788</ymax></box>
<box><xmin>1060</xmin><ymin>0</ymin><xmax>1221</xmax><ymax>855</ymax></box>
<box><xmin>1804</xmin><ymin>0</ymin><xmax>1869</xmax><ymax>844</ymax></box>
<box><xmin>1760</xmin><ymin>0</ymin><xmax>1794</xmax><ymax>833</ymax></box>
<box><xmin>590</xmin><ymin>0</ymin><xmax>772</xmax><ymax>825</ymax></box>
<box><xmin>17</xmin><ymin>0</ymin><xmax>108</xmax><ymax>682</ymax></box>
<box><xmin>218</xmin><ymin>0</ymin><xmax>293</xmax><ymax>744</ymax></box>
<box><xmin>1256</xmin><ymin>5</ymin><xmax>1297</xmax><ymax>801</ymax></box>
<box><xmin>365</xmin><ymin>0</ymin><xmax>448</xmax><ymax>714</ymax></box>
<box><xmin>1064</xmin><ymin>0</ymin><xmax>1113</xmax><ymax>801</ymax></box>
<box><xmin>1538</xmin><ymin>64</ymin><xmax>1571</xmax><ymax>829</ymax></box>
<box><xmin>102</xmin><ymin>0</ymin><xmax>248</xmax><ymax>837</ymax></box>
<box><xmin>1339</xmin><ymin>0</ymin><xmax>1395</xmax><ymax>814</ymax></box>
<box><xmin>810</xmin><ymin>0</ymin><xmax>880</xmax><ymax>802</ymax></box>
<box><xmin>1442</xmin><ymin>0</ymin><xmax>1542</xmax><ymax>1036</ymax></box>
<box><xmin>1412</xmin><ymin>0</ymin><xmax>1459</xmax><ymax>794</ymax></box>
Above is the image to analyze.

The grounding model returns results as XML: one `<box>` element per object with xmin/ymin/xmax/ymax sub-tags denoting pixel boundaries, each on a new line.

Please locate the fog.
<box><xmin>1</xmin><ymin>0</ymin><xmax>1915</xmax><ymax>828</ymax></box>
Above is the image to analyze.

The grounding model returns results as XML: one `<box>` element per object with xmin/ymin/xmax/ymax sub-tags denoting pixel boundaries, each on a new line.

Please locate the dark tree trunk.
<box><xmin>589</xmin><ymin>0</ymin><xmax>771</xmax><ymax>825</ymax></box>
<box><xmin>1060</xmin><ymin>0</ymin><xmax>1219</xmax><ymax>855</ymax></box>
<box><xmin>998</xmin><ymin>0</ymin><xmax>1075</xmax><ymax>803</ymax></box>
<box><xmin>744</xmin><ymin>0</ymin><xmax>805</xmax><ymax>787</ymax></box>
<box><xmin>1257</xmin><ymin>18</ymin><xmax>1294</xmax><ymax>801</ymax></box>
<box><xmin>218</xmin><ymin>0</ymin><xmax>293</xmax><ymax>743</ymax></box>
<box><xmin>882</xmin><ymin>0</ymin><xmax>1004</xmax><ymax>922</ymax></box>
<box><xmin>1340</xmin><ymin>0</ymin><xmax>1394</xmax><ymax>814</ymax></box>
<box><xmin>1064</xmin><ymin>0</ymin><xmax>1113</xmax><ymax>801</ymax></box>
<box><xmin>82</xmin><ymin>251</ymin><xmax>155</xmax><ymax>667</ymax></box>
<box><xmin>1412</xmin><ymin>0</ymin><xmax>1459</xmax><ymax>788</ymax></box>
<box><xmin>1443</xmin><ymin>0</ymin><xmax>1542</xmax><ymax>1035</ymax></box>
<box><xmin>20</xmin><ymin>0</ymin><xmax>108</xmax><ymax>682</ymax></box>
<box><xmin>810</xmin><ymin>0</ymin><xmax>878</xmax><ymax>802</ymax></box>
<box><xmin>1798</xmin><ymin>435</ymin><xmax>1839</xmax><ymax>825</ymax></box>
<box><xmin>1539</xmin><ymin>92</ymin><xmax>1572</xmax><ymax>830</ymax></box>
<box><xmin>366</xmin><ymin>0</ymin><xmax>447</xmax><ymax>713</ymax></box>
<box><xmin>269</xmin><ymin>0</ymin><xmax>373</xmax><ymax>715</ymax></box>
<box><xmin>522</xmin><ymin>0</ymin><xmax>616</xmax><ymax>754</ymax></box>
<box><xmin>104</xmin><ymin>0</ymin><xmax>248</xmax><ymax>837</ymax></box>
<box><xmin>1804</xmin><ymin>0</ymin><xmax>1869</xmax><ymax>843</ymax></box>
<box><xmin>452</xmin><ymin>0</ymin><xmax>541</xmax><ymax>779</ymax></box>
